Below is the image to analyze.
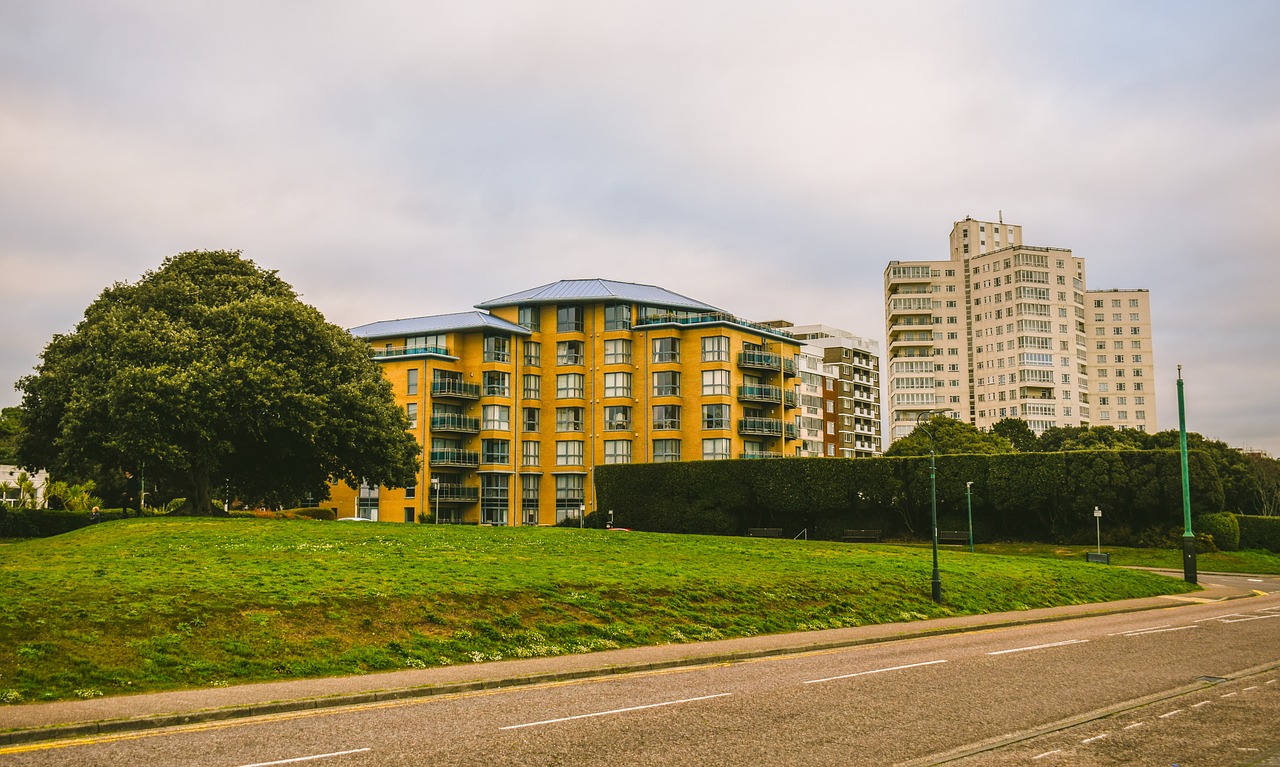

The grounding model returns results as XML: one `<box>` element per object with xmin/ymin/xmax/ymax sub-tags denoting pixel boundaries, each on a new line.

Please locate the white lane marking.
<box><xmin>1195</xmin><ymin>613</ymin><xmax>1243</xmax><ymax>622</ymax></box>
<box><xmin>1268</xmin><ymin>680</ymin><xmax>1277</xmax><ymax>685</ymax></box>
<box><xmin>803</xmin><ymin>659</ymin><xmax>948</xmax><ymax>684</ymax></box>
<box><xmin>1081</xmin><ymin>733</ymin><xmax>1109</xmax><ymax>744</ymax></box>
<box><xmin>499</xmin><ymin>693</ymin><xmax>732</xmax><ymax>730</ymax></box>
<box><xmin>1108</xmin><ymin>624</ymin><xmax>1170</xmax><ymax>636</ymax></box>
<box><xmin>1247</xmin><ymin>578</ymin><xmax>1264</xmax><ymax>582</ymax></box>
<box><xmin>1158</xmin><ymin>709</ymin><xmax>1184</xmax><ymax>719</ymax></box>
<box><xmin>1222</xmin><ymin>692</ymin><xmax>1238</xmax><ymax>698</ymax></box>
<box><xmin>1123</xmin><ymin>722</ymin><xmax>1146</xmax><ymax>731</ymax></box>
<box><xmin>237</xmin><ymin>749</ymin><xmax>371</xmax><ymax>767</ymax></box>
<box><xmin>1032</xmin><ymin>750</ymin><xmax>1063</xmax><ymax>760</ymax></box>
<box><xmin>1120</xmin><ymin>626</ymin><xmax>1199</xmax><ymax>637</ymax></box>
<box><xmin>1219</xmin><ymin>614</ymin><xmax>1280</xmax><ymax>623</ymax></box>
<box><xmin>1243</xmin><ymin>686</ymin><xmax>1260</xmax><ymax>691</ymax></box>
<box><xmin>1192</xmin><ymin>701</ymin><xmax>1212</xmax><ymax>708</ymax></box>
<box><xmin>987</xmin><ymin>640</ymin><xmax>1088</xmax><ymax>656</ymax></box>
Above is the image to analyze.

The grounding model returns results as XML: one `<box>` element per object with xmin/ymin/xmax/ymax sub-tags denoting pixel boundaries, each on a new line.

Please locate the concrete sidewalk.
<box><xmin>0</xmin><ymin>576</ymin><xmax>1255</xmax><ymax>746</ymax></box>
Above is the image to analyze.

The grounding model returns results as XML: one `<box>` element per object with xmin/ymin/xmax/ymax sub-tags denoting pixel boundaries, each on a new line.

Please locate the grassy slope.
<box><xmin>967</xmin><ymin>542</ymin><xmax>1280</xmax><ymax>574</ymax></box>
<box><xmin>0</xmin><ymin>519</ymin><xmax>1200</xmax><ymax>705</ymax></box>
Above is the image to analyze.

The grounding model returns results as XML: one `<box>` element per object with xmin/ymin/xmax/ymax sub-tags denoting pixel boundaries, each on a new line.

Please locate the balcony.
<box><xmin>429</xmin><ymin>483</ymin><xmax>479</xmax><ymax>503</ymax></box>
<box><xmin>431</xmin><ymin>379</ymin><xmax>481</xmax><ymax>399</ymax></box>
<box><xmin>738</xmin><ymin>350</ymin><xmax>782</xmax><ymax>371</ymax></box>
<box><xmin>429</xmin><ymin>448</ymin><xmax>480</xmax><ymax>468</ymax></box>
<box><xmin>738</xmin><ymin>417</ymin><xmax>783</xmax><ymax>437</ymax></box>
<box><xmin>430</xmin><ymin>414</ymin><xmax>481</xmax><ymax>433</ymax></box>
<box><xmin>739</xmin><ymin>451</ymin><xmax>783</xmax><ymax>460</ymax></box>
<box><xmin>738</xmin><ymin>384</ymin><xmax>782</xmax><ymax>403</ymax></box>
<box><xmin>373</xmin><ymin>344</ymin><xmax>450</xmax><ymax>360</ymax></box>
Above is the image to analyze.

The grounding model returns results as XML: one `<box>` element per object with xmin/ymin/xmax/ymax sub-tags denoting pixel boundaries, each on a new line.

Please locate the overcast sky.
<box><xmin>3</xmin><ymin>1</ymin><xmax>1278</xmax><ymax>455</ymax></box>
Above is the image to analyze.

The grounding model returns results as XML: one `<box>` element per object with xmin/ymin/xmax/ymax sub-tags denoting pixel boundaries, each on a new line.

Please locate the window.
<box><xmin>653</xmin><ymin>370</ymin><xmax>680</xmax><ymax>397</ymax></box>
<box><xmin>405</xmin><ymin>484</ymin><xmax>415</xmax><ymax>500</ymax></box>
<box><xmin>554</xmin><ymin>475</ymin><xmax>584</xmax><ymax>522</ymax></box>
<box><xmin>702</xmin><ymin>369</ymin><xmax>730</xmax><ymax>396</ymax></box>
<box><xmin>603</xmin><ymin>372</ymin><xmax>632</xmax><ymax>398</ymax></box>
<box><xmin>604</xmin><ymin>338</ymin><xmax>631</xmax><ymax>365</ymax></box>
<box><xmin>522</xmin><ymin>374</ymin><xmax>540</xmax><ymax>399</ymax></box>
<box><xmin>1094</xmin><ymin>299</ymin><xmax>1104</xmax><ymax>308</ymax></box>
<box><xmin>1131</xmin><ymin>326</ymin><xmax>1141</xmax><ymax>335</ymax></box>
<box><xmin>604</xmin><ymin>405</ymin><xmax>631</xmax><ymax>431</ymax></box>
<box><xmin>1132</xmin><ymin>354</ymin><xmax>1143</xmax><ymax>363</ymax></box>
<box><xmin>521</xmin><ymin>440</ymin><xmax>539</xmax><ymax>466</ymax></box>
<box><xmin>652</xmin><ymin>337</ymin><xmax>680</xmax><ymax>363</ymax></box>
<box><xmin>523</xmin><ymin>341</ymin><xmax>541</xmax><ymax>367</ymax></box>
<box><xmin>522</xmin><ymin>407</ymin><xmax>539</xmax><ymax>432</ymax></box>
<box><xmin>518</xmin><ymin>306</ymin><xmax>540</xmax><ymax>331</ymax></box>
<box><xmin>481</xmin><ymin>474</ymin><xmax>509</xmax><ymax>525</ymax></box>
<box><xmin>406</xmin><ymin>402</ymin><xmax>418</xmax><ymax>429</ymax></box>
<box><xmin>603</xmin><ymin>440</ymin><xmax>631</xmax><ymax>464</ymax></box>
<box><xmin>557</xmin><ymin>305</ymin><xmax>583</xmax><ymax>332</ymax></box>
<box><xmin>482</xmin><ymin>404</ymin><xmax>510</xmax><ymax>431</ymax></box>
<box><xmin>483</xmin><ymin>335</ymin><xmax>510</xmax><ymax>363</ymax></box>
<box><xmin>604</xmin><ymin>303</ymin><xmax>632</xmax><ymax>331</ymax></box>
<box><xmin>556</xmin><ymin>373</ymin><xmax>584</xmax><ymax>398</ymax></box>
<box><xmin>406</xmin><ymin>334</ymin><xmax>446</xmax><ymax>353</ymax></box>
<box><xmin>652</xmin><ymin>405</ymin><xmax>681</xmax><ymax>430</ymax></box>
<box><xmin>483</xmin><ymin>371</ymin><xmax>510</xmax><ymax>397</ymax></box>
<box><xmin>356</xmin><ymin>481</ymin><xmax>379</xmax><ymax>520</ymax></box>
<box><xmin>702</xmin><ymin>438</ymin><xmax>730</xmax><ymax>461</ymax></box>
<box><xmin>702</xmin><ymin>403</ymin><xmax>730</xmax><ymax>430</ymax></box>
<box><xmin>1112</xmin><ymin>299</ymin><xmax>1121</xmax><ymax>308</ymax></box>
<box><xmin>702</xmin><ymin>335</ymin><xmax>730</xmax><ymax>362</ymax></box>
<box><xmin>555</xmin><ymin>407</ymin><xmax>583</xmax><ymax>432</ymax></box>
<box><xmin>406</xmin><ymin>369</ymin><xmax>418</xmax><ymax>396</ymax></box>
<box><xmin>481</xmin><ymin>439</ymin><xmax>510</xmax><ymax>464</ymax></box>
<box><xmin>1130</xmin><ymin>298</ymin><xmax>1140</xmax><ymax>308</ymax></box>
<box><xmin>556</xmin><ymin>340</ymin><xmax>584</xmax><ymax>366</ymax></box>
<box><xmin>556</xmin><ymin>440</ymin><xmax>584</xmax><ymax>466</ymax></box>
<box><xmin>521</xmin><ymin>475</ymin><xmax>539</xmax><ymax>523</ymax></box>
<box><xmin>653</xmin><ymin>439</ymin><xmax>681</xmax><ymax>463</ymax></box>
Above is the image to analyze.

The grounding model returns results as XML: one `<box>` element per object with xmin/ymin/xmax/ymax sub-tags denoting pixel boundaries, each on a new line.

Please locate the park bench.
<box><xmin>938</xmin><ymin>530</ymin><xmax>970</xmax><ymax>545</ymax></box>
<box><xmin>842</xmin><ymin>529</ymin><xmax>882</xmax><ymax>543</ymax></box>
<box><xmin>747</xmin><ymin>527</ymin><xmax>784</xmax><ymax>538</ymax></box>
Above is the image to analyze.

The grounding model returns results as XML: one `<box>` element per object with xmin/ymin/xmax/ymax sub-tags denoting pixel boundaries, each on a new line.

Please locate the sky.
<box><xmin>2</xmin><ymin>1</ymin><xmax>1278</xmax><ymax>455</ymax></box>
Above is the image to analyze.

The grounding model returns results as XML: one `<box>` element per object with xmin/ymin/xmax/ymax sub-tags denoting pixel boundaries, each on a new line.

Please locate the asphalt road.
<box><xmin>4</xmin><ymin>573</ymin><xmax>1279</xmax><ymax>767</ymax></box>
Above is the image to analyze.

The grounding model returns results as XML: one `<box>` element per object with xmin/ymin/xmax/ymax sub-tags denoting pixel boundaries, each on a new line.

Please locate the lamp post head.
<box><xmin>966</xmin><ymin>481</ymin><xmax>973</xmax><ymax>489</ymax></box>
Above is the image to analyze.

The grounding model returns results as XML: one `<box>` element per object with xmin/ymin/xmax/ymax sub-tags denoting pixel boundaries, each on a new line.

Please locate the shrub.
<box><xmin>1196</xmin><ymin>512</ymin><xmax>1240</xmax><ymax>551</ymax></box>
<box><xmin>0</xmin><ymin>509</ymin><xmax>89</xmax><ymax>538</ymax></box>
<box><xmin>1238</xmin><ymin>515</ymin><xmax>1280</xmax><ymax>552</ymax></box>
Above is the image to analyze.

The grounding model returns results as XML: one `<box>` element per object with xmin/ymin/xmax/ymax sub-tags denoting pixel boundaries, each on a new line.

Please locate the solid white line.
<box><xmin>499</xmin><ymin>693</ymin><xmax>732</xmax><ymax>730</ymax></box>
<box><xmin>1081</xmin><ymin>733</ymin><xmax>1109</xmax><ymax>744</ymax></box>
<box><xmin>803</xmin><ymin>659</ymin><xmax>948</xmax><ymax>684</ymax></box>
<box><xmin>1032</xmin><ymin>750</ymin><xmax>1063</xmax><ymax>760</ymax></box>
<box><xmin>1120</xmin><ymin>626</ymin><xmax>1198</xmax><ymax>637</ymax></box>
<box><xmin>987</xmin><ymin>640</ymin><xmax>1088</xmax><ymax>656</ymax></box>
<box><xmin>237</xmin><ymin>749</ymin><xmax>371</xmax><ymax>767</ymax></box>
<box><xmin>1158</xmin><ymin>709</ymin><xmax>1183</xmax><ymax>719</ymax></box>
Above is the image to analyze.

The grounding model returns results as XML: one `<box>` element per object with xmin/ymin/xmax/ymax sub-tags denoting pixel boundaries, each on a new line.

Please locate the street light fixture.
<box><xmin>915</xmin><ymin>409</ymin><xmax>951</xmax><ymax>604</ymax></box>
<box><xmin>430</xmin><ymin>477</ymin><xmax>440</xmax><ymax>525</ymax></box>
<box><xmin>965</xmin><ymin>481</ymin><xmax>974</xmax><ymax>553</ymax></box>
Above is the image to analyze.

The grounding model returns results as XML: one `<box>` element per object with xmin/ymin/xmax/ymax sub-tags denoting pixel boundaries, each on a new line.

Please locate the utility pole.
<box><xmin>1178</xmin><ymin>365</ymin><xmax>1196</xmax><ymax>584</ymax></box>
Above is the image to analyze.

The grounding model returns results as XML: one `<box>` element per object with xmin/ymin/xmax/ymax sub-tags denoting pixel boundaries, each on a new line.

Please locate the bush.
<box><xmin>1238</xmin><ymin>515</ymin><xmax>1280</xmax><ymax>551</ymax></box>
<box><xmin>1196</xmin><ymin>512</ymin><xmax>1240</xmax><ymax>551</ymax></box>
<box><xmin>0</xmin><ymin>509</ymin><xmax>89</xmax><ymax>538</ymax></box>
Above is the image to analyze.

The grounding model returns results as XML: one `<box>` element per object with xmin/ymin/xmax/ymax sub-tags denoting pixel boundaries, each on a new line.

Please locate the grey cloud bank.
<box><xmin>2</xmin><ymin>1</ymin><xmax>1278</xmax><ymax>455</ymax></box>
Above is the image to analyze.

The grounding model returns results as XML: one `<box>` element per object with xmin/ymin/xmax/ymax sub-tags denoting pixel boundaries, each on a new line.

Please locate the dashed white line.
<box><xmin>237</xmin><ymin>750</ymin><xmax>371</xmax><ymax>767</ymax></box>
<box><xmin>1032</xmin><ymin>750</ymin><xmax>1063</xmax><ymax>760</ymax></box>
<box><xmin>1159</xmin><ymin>709</ymin><xmax>1184</xmax><ymax>719</ymax></box>
<box><xmin>1268</xmin><ymin>680</ymin><xmax>1277</xmax><ymax>685</ymax></box>
<box><xmin>1123</xmin><ymin>722</ymin><xmax>1146</xmax><ymax>731</ymax></box>
<box><xmin>1222</xmin><ymin>692</ymin><xmax>1239</xmax><ymax>698</ymax></box>
<box><xmin>1120</xmin><ymin>626</ymin><xmax>1199</xmax><ymax>637</ymax></box>
<box><xmin>1243</xmin><ymin>686</ymin><xmax>1260</xmax><ymax>691</ymax></box>
<box><xmin>987</xmin><ymin>640</ymin><xmax>1088</xmax><ymax>656</ymax></box>
<box><xmin>1081</xmin><ymin>733</ymin><xmax>1109</xmax><ymax>744</ymax></box>
<box><xmin>804</xmin><ymin>659</ymin><xmax>948</xmax><ymax>684</ymax></box>
<box><xmin>1108</xmin><ymin>624</ymin><xmax>1170</xmax><ymax>636</ymax></box>
<box><xmin>1192</xmin><ymin>701</ymin><xmax>1212</xmax><ymax>708</ymax></box>
<box><xmin>499</xmin><ymin>693</ymin><xmax>732</xmax><ymax>730</ymax></box>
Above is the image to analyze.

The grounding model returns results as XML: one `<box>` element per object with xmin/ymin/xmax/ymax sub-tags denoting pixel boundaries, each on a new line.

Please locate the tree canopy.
<box><xmin>0</xmin><ymin>407</ymin><xmax>21</xmax><ymax>464</ymax></box>
<box><xmin>17</xmin><ymin>250</ymin><xmax>419</xmax><ymax>514</ymax></box>
<box><xmin>884</xmin><ymin>415</ymin><xmax>1014</xmax><ymax>456</ymax></box>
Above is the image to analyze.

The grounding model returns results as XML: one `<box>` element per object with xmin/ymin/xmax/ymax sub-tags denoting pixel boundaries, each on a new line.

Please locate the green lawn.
<box><xmin>0</xmin><ymin>518</ymin><xmax>1200</xmax><ymax>705</ymax></box>
<box><xmin>968</xmin><ymin>542</ymin><xmax>1280</xmax><ymax>574</ymax></box>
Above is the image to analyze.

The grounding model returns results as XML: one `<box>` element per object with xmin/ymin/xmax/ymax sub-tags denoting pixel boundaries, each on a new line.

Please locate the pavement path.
<box><xmin>0</xmin><ymin>569</ymin><xmax>1271</xmax><ymax>747</ymax></box>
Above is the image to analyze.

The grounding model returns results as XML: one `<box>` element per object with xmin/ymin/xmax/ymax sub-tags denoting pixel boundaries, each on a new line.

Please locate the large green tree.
<box><xmin>991</xmin><ymin>417</ymin><xmax>1039</xmax><ymax>452</ymax></box>
<box><xmin>884</xmin><ymin>416</ymin><xmax>1014</xmax><ymax>457</ymax></box>
<box><xmin>17</xmin><ymin>250</ymin><xmax>419</xmax><ymax>514</ymax></box>
<box><xmin>0</xmin><ymin>406</ymin><xmax>22</xmax><ymax>463</ymax></box>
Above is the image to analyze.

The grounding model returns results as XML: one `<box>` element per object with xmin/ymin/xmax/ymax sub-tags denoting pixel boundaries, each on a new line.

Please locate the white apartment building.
<box><xmin>788</xmin><ymin>324</ymin><xmax>883</xmax><ymax>457</ymax></box>
<box><xmin>884</xmin><ymin>217</ymin><xmax>1156</xmax><ymax>443</ymax></box>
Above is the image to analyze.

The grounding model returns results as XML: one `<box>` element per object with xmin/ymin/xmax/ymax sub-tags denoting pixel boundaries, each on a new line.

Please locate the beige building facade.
<box><xmin>885</xmin><ymin>217</ymin><xmax>1156</xmax><ymax>443</ymax></box>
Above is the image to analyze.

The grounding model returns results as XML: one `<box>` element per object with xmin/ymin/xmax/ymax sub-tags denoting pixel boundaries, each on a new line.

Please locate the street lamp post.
<box><xmin>579</xmin><ymin>503</ymin><xmax>586</xmax><ymax>529</ymax></box>
<box><xmin>430</xmin><ymin>477</ymin><xmax>440</xmax><ymax>524</ymax></box>
<box><xmin>965</xmin><ymin>481</ymin><xmax>974</xmax><ymax>553</ymax></box>
<box><xmin>1178</xmin><ymin>365</ymin><xmax>1197</xmax><ymax>584</ymax></box>
<box><xmin>916</xmin><ymin>410</ymin><xmax>947</xmax><ymax>603</ymax></box>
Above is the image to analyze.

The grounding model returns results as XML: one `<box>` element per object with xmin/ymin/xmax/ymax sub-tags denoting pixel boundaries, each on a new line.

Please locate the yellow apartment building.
<box><xmin>329</xmin><ymin>279</ymin><xmax>803</xmax><ymax>524</ymax></box>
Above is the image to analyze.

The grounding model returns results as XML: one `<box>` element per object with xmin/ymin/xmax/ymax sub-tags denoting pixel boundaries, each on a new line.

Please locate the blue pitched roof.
<box><xmin>350</xmin><ymin>311</ymin><xmax>530</xmax><ymax>340</ymax></box>
<box><xmin>475</xmin><ymin>279</ymin><xmax>719</xmax><ymax>312</ymax></box>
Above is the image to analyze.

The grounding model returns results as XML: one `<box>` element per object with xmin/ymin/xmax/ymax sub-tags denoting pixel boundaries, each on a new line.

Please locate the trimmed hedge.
<box><xmin>596</xmin><ymin>449</ymin><xmax>1225</xmax><ymax>544</ymax></box>
<box><xmin>1238</xmin><ymin>515</ymin><xmax>1280</xmax><ymax>552</ymax></box>
<box><xmin>1195</xmin><ymin>513</ymin><xmax>1240</xmax><ymax>551</ymax></box>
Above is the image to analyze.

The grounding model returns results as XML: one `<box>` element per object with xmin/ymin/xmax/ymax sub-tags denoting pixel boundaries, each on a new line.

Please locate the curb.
<box><xmin>1</xmin><ymin>589</ymin><xmax>1256</xmax><ymax>748</ymax></box>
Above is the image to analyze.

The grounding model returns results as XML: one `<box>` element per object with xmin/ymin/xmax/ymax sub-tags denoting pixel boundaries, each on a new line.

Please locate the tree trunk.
<box><xmin>170</xmin><ymin>467</ymin><xmax>226</xmax><ymax>516</ymax></box>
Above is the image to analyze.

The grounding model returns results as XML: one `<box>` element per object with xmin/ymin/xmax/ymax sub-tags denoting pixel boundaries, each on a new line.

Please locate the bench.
<box><xmin>747</xmin><ymin>527</ymin><xmax>784</xmax><ymax>538</ymax></box>
<box><xmin>842</xmin><ymin>529</ymin><xmax>882</xmax><ymax>543</ymax></box>
<box><xmin>938</xmin><ymin>530</ymin><xmax>970</xmax><ymax>545</ymax></box>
